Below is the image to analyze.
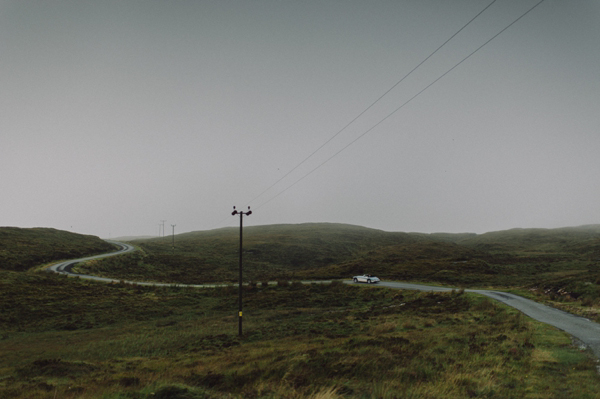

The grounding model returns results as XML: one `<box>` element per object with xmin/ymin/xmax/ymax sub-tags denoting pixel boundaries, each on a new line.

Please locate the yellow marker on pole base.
<box><xmin>239</xmin><ymin>311</ymin><xmax>243</xmax><ymax>317</ymax></box>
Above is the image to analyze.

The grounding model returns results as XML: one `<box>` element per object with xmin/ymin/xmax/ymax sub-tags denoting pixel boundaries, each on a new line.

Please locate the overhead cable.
<box><xmin>253</xmin><ymin>0</ymin><xmax>547</xmax><ymax>211</ymax></box>
<box><xmin>244</xmin><ymin>0</ymin><xmax>498</xmax><ymax>206</ymax></box>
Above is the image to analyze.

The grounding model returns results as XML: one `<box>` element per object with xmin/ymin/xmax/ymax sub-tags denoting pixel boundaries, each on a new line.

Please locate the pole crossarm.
<box><xmin>232</xmin><ymin>206</ymin><xmax>252</xmax><ymax>217</ymax></box>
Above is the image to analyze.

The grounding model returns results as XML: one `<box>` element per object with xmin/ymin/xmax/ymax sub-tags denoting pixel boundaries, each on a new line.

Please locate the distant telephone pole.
<box><xmin>171</xmin><ymin>224</ymin><xmax>176</xmax><ymax>253</ymax></box>
<box><xmin>232</xmin><ymin>206</ymin><xmax>252</xmax><ymax>337</ymax></box>
<box><xmin>160</xmin><ymin>220</ymin><xmax>166</xmax><ymax>237</ymax></box>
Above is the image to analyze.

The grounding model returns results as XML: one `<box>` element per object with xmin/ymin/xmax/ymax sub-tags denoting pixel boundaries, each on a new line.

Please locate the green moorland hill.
<box><xmin>324</xmin><ymin>225</ymin><xmax>600</xmax><ymax>286</ymax></box>
<box><xmin>0</xmin><ymin>227</ymin><xmax>116</xmax><ymax>272</ymax></box>
<box><xmin>75</xmin><ymin>223</ymin><xmax>600</xmax><ymax>321</ymax></box>
<box><xmin>77</xmin><ymin>223</ymin><xmax>432</xmax><ymax>284</ymax></box>
<box><xmin>79</xmin><ymin>223</ymin><xmax>600</xmax><ymax>288</ymax></box>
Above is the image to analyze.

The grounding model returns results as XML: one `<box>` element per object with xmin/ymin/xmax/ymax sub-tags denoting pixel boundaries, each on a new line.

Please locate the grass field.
<box><xmin>3</xmin><ymin>224</ymin><xmax>600</xmax><ymax>398</ymax></box>
<box><xmin>2</xmin><ymin>271</ymin><xmax>600</xmax><ymax>399</ymax></box>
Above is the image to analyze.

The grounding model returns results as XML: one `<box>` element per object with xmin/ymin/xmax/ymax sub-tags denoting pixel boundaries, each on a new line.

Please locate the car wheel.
<box><xmin>353</xmin><ymin>278</ymin><xmax>358</xmax><ymax>283</ymax></box>
<box><xmin>367</xmin><ymin>279</ymin><xmax>371</xmax><ymax>284</ymax></box>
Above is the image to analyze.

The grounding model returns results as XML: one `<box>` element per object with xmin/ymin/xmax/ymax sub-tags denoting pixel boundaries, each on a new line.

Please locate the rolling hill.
<box><xmin>0</xmin><ymin>227</ymin><xmax>116</xmax><ymax>272</ymax></box>
<box><xmin>75</xmin><ymin>223</ymin><xmax>600</xmax><ymax>289</ymax></box>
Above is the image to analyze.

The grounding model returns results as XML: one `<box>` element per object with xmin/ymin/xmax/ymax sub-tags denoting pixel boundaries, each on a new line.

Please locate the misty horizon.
<box><xmin>2</xmin><ymin>1</ymin><xmax>599</xmax><ymax>238</ymax></box>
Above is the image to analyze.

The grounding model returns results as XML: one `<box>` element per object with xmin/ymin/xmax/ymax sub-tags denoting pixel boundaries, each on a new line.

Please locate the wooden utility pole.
<box><xmin>232</xmin><ymin>206</ymin><xmax>252</xmax><ymax>336</ymax></box>
<box><xmin>171</xmin><ymin>224</ymin><xmax>176</xmax><ymax>253</ymax></box>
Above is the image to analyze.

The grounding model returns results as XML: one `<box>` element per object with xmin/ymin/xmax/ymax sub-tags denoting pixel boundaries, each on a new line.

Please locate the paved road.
<box><xmin>363</xmin><ymin>281</ymin><xmax>600</xmax><ymax>359</ymax></box>
<box><xmin>46</xmin><ymin>241</ymin><xmax>203</xmax><ymax>287</ymax></box>
<box><xmin>47</xmin><ymin>244</ymin><xmax>600</xmax><ymax>358</ymax></box>
<box><xmin>46</xmin><ymin>241</ymin><xmax>328</xmax><ymax>288</ymax></box>
<box><xmin>47</xmin><ymin>241</ymin><xmax>136</xmax><ymax>280</ymax></box>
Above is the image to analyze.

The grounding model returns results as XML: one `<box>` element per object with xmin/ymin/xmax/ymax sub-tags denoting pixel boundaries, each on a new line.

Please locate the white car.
<box><xmin>353</xmin><ymin>274</ymin><xmax>380</xmax><ymax>284</ymax></box>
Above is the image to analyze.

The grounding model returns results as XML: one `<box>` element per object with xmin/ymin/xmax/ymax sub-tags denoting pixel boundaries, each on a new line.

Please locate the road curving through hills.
<box><xmin>46</xmin><ymin>243</ymin><xmax>600</xmax><ymax>359</ymax></box>
<box><xmin>47</xmin><ymin>240</ymin><xmax>136</xmax><ymax>279</ymax></box>
<box><xmin>45</xmin><ymin>241</ymin><xmax>324</xmax><ymax>288</ymax></box>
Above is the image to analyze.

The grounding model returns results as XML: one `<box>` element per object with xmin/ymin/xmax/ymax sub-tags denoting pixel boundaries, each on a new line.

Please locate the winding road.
<box><xmin>47</xmin><ymin>241</ymin><xmax>136</xmax><ymax>279</ymax></box>
<box><xmin>47</xmin><ymin>242</ymin><xmax>600</xmax><ymax>359</ymax></box>
<box><xmin>47</xmin><ymin>241</ymin><xmax>245</xmax><ymax>288</ymax></box>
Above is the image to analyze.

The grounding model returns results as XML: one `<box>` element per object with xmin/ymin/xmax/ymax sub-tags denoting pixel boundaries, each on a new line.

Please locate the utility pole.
<box><xmin>171</xmin><ymin>224</ymin><xmax>176</xmax><ymax>254</ymax></box>
<box><xmin>160</xmin><ymin>220</ymin><xmax>166</xmax><ymax>237</ymax></box>
<box><xmin>232</xmin><ymin>206</ymin><xmax>252</xmax><ymax>337</ymax></box>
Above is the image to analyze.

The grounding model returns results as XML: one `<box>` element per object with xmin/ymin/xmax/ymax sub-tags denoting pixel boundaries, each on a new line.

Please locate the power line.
<box><xmin>209</xmin><ymin>0</ymin><xmax>546</xmax><ymax>229</ymax></box>
<box><xmin>245</xmin><ymin>0</ymin><xmax>498</xmax><ymax>207</ymax></box>
<box><xmin>253</xmin><ymin>0</ymin><xmax>547</xmax><ymax>211</ymax></box>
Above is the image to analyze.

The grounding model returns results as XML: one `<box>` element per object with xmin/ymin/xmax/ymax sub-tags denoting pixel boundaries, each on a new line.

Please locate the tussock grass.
<box><xmin>4</xmin><ymin>224</ymin><xmax>600</xmax><ymax>397</ymax></box>
<box><xmin>1</xmin><ymin>272</ymin><xmax>599</xmax><ymax>398</ymax></box>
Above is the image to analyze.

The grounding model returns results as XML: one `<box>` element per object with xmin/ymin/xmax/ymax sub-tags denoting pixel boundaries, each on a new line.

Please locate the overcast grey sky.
<box><xmin>2</xmin><ymin>0</ymin><xmax>599</xmax><ymax>238</ymax></box>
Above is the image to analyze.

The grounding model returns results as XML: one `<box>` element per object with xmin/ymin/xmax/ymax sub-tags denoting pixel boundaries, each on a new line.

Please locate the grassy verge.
<box><xmin>1</xmin><ymin>271</ymin><xmax>599</xmax><ymax>398</ymax></box>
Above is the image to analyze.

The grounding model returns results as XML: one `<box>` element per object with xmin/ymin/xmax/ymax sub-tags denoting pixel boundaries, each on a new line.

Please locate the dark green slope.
<box><xmin>83</xmin><ymin>223</ymin><xmax>436</xmax><ymax>284</ymax></box>
<box><xmin>457</xmin><ymin>225</ymin><xmax>600</xmax><ymax>253</ymax></box>
<box><xmin>77</xmin><ymin>223</ymin><xmax>600</xmax><ymax>288</ymax></box>
<box><xmin>0</xmin><ymin>227</ymin><xmax>116</xmax><ymax>271</ymax></box>
<box><xmin>136</xmin><ymin>222</ymin><xmax>433</xmax><ymax>269</ymax></box>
